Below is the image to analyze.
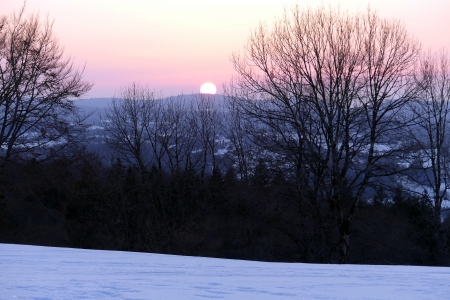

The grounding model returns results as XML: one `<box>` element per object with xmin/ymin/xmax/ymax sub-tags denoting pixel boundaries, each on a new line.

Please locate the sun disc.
<box><xmin>200</xmin><ymin>82</ymin><xmax>217</xmax><ymax>94</ymax></box>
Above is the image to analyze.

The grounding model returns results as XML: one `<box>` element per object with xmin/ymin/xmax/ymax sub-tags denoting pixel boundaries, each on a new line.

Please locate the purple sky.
<box><xmin>3</xmin><ymin>0</ymin><xmax>450</xmax><ymax>97</ymax></box>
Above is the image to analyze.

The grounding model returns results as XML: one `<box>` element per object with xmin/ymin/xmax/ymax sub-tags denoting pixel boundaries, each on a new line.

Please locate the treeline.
<box><xmin>0</xmin><ymin>151</ymin><xmax>448</xmax><ymax>265</ymax></box>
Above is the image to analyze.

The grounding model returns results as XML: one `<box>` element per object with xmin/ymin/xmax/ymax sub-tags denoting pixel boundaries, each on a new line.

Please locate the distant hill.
<box><xmin>73</xmin><ymin>98</ymin><xmax>114</xmax><ymax>108</ymax></box>
<box><xmin>73</xmin><ymin>94</ymin><xmax>228</xmax><ymax>110</ymax></box>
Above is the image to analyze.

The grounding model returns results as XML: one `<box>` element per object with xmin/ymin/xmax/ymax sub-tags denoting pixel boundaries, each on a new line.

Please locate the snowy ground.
<box><xmin>1</xmin><ymin>244</ymin><xmax>449</xmax><ymax>299</ymax></box>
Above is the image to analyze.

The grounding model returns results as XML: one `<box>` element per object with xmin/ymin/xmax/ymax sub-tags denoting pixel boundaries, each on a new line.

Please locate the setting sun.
<box><xmin>200</xmin><ymin>82</ymin><xmax>217</xmax><ymax>94</ymax></box>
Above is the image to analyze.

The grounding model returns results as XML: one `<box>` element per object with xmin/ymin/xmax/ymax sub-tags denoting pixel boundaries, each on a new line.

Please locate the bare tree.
<box><xmin>192</xmin><ymin>94</ymin><xmax>224</xmax><ymax>181</ymax></box>
<box><xmin>155</xmin><ymin>95</ymin><xmax>198</xmax><ymax>174</ymax></box>
<box><xmin>144</xmin><ymin>96</ymin><xmax>168</xmax><ymax>173</ymax></box>
<box><xmin>104</xmin><ymin>88</ymin><xmax>226</xmax><ymax>178</ymax></box>
<box><xmin>407</xmin><ymin>51</ymin><xmax>450</xmax><ymax>238</ymax></box>
<box><xmin>227</xmin><ymin>5</ymin><xmax>420</xmax><ymax>263</ymax></box>
<box><xmin>0</xmin><ymin>6</ymin><xmax>92</xmax><ymax>160</ymax></box>
<box><xmin>343</xmin><ymin>8</ymin><xmax>421</xmax><ymax>262</ymax></box>
<box><xmin>223</xmin><ymin>95</ymin><xmax>252</xmax><ymax>182</ymax></box>
<box><xmin>103</xmin><ymin>83</ymin><xmax>156</xmax><ymax>174</ymax></box>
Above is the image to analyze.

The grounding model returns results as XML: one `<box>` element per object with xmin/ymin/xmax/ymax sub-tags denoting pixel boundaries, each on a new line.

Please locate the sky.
<box><xmin>2</xmin><ymin>0</ymin><xmax>450</xmax><ymax>97</ymax></box>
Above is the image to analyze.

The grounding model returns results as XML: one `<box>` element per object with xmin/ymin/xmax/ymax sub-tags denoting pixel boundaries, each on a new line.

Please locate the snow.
<box><xmin>1</xmin><ymin>244</ymin><xmax>449</xmax><ymax>299</ymax></box>
<box><xmin>87</xmin><ymin>125</ymin><xmax>105</xmax><ymax>130</ymax></box>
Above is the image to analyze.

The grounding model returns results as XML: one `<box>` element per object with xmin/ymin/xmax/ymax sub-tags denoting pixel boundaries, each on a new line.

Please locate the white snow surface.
<box><xmin>1</xmin><ymin>244</ymin><xmax>450</xmax><ymax>299</ymax></box>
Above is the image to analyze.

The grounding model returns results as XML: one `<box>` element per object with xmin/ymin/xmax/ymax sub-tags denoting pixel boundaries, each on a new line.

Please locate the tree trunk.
<box><xmin>338</xmin><ymin>218</ymin><xmax>351</xmax><ymax>264</ymax></box>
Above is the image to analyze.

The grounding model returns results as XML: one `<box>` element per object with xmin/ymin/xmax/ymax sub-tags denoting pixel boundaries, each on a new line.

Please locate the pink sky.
<box><xmin>3</xmin><ymin>0</ymin><xmax>450</xmax><ymax>97</ymax></box>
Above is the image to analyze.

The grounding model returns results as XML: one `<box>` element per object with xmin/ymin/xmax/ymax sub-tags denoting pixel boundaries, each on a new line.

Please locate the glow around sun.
<box><xmin>200</xmin><ymin>82</ymin><xmax>217</xmax><ymax>94</ymax></box>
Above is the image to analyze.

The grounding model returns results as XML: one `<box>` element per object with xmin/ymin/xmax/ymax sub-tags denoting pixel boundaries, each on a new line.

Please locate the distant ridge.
<box><xmin>73</xmin><ymin>94</ymin><xmax>228</xmax><ymax>109</ymax></box>
<box><xmin>73</xmin><ymin>98</ymin><xmax>114</xmax><ymax>108</ymax></box>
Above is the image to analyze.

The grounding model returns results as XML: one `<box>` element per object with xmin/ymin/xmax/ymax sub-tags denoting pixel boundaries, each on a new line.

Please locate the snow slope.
<box><xmin>1</xmin><ymin>243</ymin><xmax>449</xmax><ymax>299</ymax></box>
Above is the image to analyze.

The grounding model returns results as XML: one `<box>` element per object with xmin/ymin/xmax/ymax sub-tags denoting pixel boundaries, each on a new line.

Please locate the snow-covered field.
<box><xmin>1</xmin><ymin>244</ymin><xmax>449</xmax><ymax>299</ymax></box>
